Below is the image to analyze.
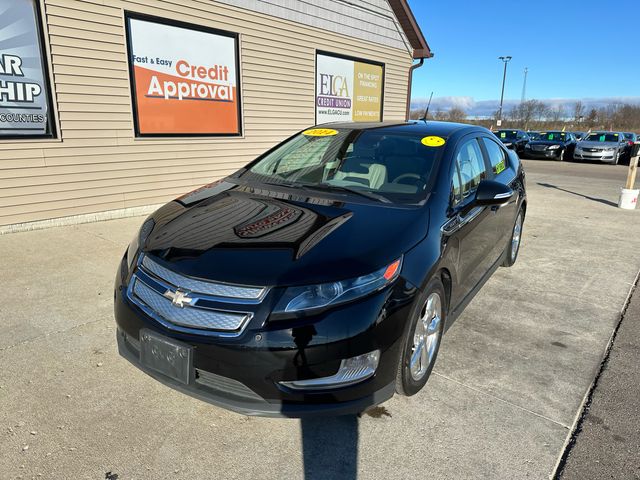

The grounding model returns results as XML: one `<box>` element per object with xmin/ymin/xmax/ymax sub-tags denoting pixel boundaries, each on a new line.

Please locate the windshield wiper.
<box><xmin>305</xmin><ymin>184</ymin><xmax>391</xmax><ymax>203</ymax></box>
<box><xmin>259</xmin><ymin>180</ymin><xmax>390</xmax><ymax>203</ymax></box>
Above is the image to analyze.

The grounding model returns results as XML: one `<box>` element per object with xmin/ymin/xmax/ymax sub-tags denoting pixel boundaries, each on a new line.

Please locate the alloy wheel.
<box><xmin>409</xmin><ymin>292</ymin><xmax>442</xmax><ymax>381</ymax></box>
<box><xmin>511</xmin><ymin>212</ymin><xmax>523</xmax><ymax>261</ymax></box>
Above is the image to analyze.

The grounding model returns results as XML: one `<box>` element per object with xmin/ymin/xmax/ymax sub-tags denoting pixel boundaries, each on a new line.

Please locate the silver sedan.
<box><xmin>573</xmin><ymin>132</ymin><xmax>627</xmax><ymax>164</ymax></box>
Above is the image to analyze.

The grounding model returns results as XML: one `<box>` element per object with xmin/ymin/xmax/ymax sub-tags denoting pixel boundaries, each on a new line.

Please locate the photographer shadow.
<box><xmin>300</xmin><ymin>415</ymin><xmax>359</xmax><ymax>480</ymax></box>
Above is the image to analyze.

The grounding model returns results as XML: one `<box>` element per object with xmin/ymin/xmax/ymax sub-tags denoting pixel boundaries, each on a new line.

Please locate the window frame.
<box><xmin>479</xmin><ymin>135</ymin><xmax>510</xmax><ymax>177</ymax></box>
<box><xmin>450</xmin><ymin>134</ymin><xmax>490</xmax><ymax>207</ymax></box>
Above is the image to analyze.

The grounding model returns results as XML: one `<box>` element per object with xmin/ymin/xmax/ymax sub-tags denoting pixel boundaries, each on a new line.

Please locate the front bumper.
<box><xmin>573</xmin><ymin>150</ymin><xmax>616</xmax><ymax>162</ymax></box>
<box><xmin>524</xmin><ymin>148</ymin><xmax>562</xmax><ymax>159</ymax></box>
<box><xmin>114</xmin><ymin>254</ymin><xmax>415</xmax><ymax>417</ymax></box>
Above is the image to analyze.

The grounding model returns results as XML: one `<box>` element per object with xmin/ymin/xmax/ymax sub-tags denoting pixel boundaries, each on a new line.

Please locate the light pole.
<box><xmin>497</xmin><ymin>56</ymin><xmax>512</xmax><ymax>125</ymax></box>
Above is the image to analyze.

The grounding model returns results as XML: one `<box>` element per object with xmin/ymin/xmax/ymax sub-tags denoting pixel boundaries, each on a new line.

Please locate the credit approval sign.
<box><xmin>316</xmin><ymin>52</ymin><xmax>384</xmax><ymax>124</ymax></box>
<box><xmin>126</xmin><ymin>14</ymin><xmax>241</xmax><ymax>136</ymax></box>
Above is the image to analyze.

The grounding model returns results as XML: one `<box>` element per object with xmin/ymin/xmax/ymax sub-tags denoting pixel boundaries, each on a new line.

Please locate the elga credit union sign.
<box><xmin>316</xmin><ymin>52</ymin><xmax>384</xmax><ymax>123</ymax></box>
<box><xmin>126</xmin><ymin>14</ymin><xmax>241</xmax><ymax>136</ymax></box>
<box><xmin>0</xmin><ymin>0</ymin><xmax>54</xmax><ymax>138</ymax></box>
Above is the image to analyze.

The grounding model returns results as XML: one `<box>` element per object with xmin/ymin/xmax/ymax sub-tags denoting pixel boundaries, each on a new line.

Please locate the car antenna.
<box><xmin>419</xmin><ymin>91</ymin><xmax>434</xmax><ymax>123</ymax></box>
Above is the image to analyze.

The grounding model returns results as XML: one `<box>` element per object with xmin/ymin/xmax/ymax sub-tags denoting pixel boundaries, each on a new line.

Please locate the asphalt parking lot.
<box><xmin>1</xmin><ymin>159</ymin><xmax>638</xmax><ymax>479</ymax></box>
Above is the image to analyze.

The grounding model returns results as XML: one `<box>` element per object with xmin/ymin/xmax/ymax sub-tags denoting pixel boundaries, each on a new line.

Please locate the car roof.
<box><xmin>315</xmin><ymin>120</ymin><xmax>483</xmax><ymax>138</ymax></box>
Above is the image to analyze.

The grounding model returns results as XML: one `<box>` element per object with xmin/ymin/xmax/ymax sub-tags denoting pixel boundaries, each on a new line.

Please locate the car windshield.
<box><xmin>623</xmin><ymin>133</ymin><xmax>635</xmax><ymax>140</ymax></box>
<box><xmin>528</xmin><ymin>132</ymin><xmax>541</xmax><ymax>140</ymax></box>
<box><xmin>585</xmin><ymin>133</ymin><xmax>620</xmax><ymax>142</ymax></box>
<box><xmin>497</xmin><ymin>130</ymin><xmax>518</xmax><ymax>139</ymax></box>
<box><xmin>539</xmin><ymin>132</ymin><xmax>566</xmax><ymax>141</ymax></box>
<box><xmin>242</xmin><ymin>128</ymin><xmax>444</xmax><ymax>204</ymax></box>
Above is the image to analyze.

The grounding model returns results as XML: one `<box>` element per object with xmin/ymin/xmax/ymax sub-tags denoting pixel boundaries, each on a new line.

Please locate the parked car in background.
<box><xmin>523</xmin><ymin>131</ymin><xmax>576</xmax><ymax>161</ymax></box>
<box><xmin>494</xmin><ymin>129</ymin><xmax>530</xmax><ymax>155</ymax></box>
<box><xmin>572</xmin><ymin>131</ymin><xmax>586</xmax><ymax>141</ymax></box>
<box><xmin>114</xmin><ymin>121</ymin><xmax>527</xmax><ymax>416</ymax></box>
<box><xmin>527</xmin><ymin>131</ymin><xmax>541</xmax><ymax>141</ymax></box>
<box><xmin>574</xmin><ymin>132</ymin><xmax>627</xmax><ymax>164</ymax></box>
<box><xmin>622</xmin><ymin>133</ymin><xmax>638</xmax><ymax>161</ymax></box>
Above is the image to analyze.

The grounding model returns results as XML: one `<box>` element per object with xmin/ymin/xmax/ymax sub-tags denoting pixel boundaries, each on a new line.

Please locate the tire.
<box><xmin>502</xmin><ymin>208</ymin><xmax>524</xmax><ymax>267</ymax></box>
<box><xmin>558</xmin><ymin>149</ymin><xmax>565</xmax><ymax>161</ymax></box>
<box><xmin>613</xmin><ymin>151</ymin><xmax>620</xmax><ymax>165</ymax></box>
<box><xmin>395</xmin><ymin>278</ymin><xmax>446</xmax><ymax>396</ymax></box>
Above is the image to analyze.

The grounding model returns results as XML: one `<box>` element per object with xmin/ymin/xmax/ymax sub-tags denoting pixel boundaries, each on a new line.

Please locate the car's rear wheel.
<box><xmin>502</xmin><ymin>209</ymin><xmax>524</xmax><ymax>267</ymax></box>
<box><xmin>395</xmin><ymin>278</ymin><xmax>445</xmax><ymax>396</ymax></box>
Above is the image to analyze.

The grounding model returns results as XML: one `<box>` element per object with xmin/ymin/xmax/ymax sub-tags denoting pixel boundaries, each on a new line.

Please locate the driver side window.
<box><xmin>455</xmin><ymin>138</ymin><xmax>487</xmax><ymax>200</ymax></box>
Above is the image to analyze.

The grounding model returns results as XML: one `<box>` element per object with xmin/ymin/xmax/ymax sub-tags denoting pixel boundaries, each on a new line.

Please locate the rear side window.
<box><xmin>481</xmin><ymin>137</ymin><xmax>508</xmax><ymax>175</ymax></box>
<box><xmin>455</xmin><ymin>138</ymin><xmax>486</xmax><ymax>199</ymax></box>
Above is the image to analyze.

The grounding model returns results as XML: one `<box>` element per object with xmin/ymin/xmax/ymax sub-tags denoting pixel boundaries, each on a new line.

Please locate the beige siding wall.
<box><xmin>0</xmin><ymin>0</ymin><xmax>412</xmax><ymax>227</ymax></box>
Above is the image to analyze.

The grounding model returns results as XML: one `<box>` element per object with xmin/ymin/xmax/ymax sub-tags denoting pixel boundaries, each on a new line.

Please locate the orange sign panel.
<box><xmin>127</xmin><ymin>15</ymin><xmax>241</xmax><ymax>136</ymax></box>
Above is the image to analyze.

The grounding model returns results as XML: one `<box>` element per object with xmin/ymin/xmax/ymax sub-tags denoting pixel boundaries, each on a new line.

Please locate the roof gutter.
<box><xmin>405</xmin><ymin>58</ymin><xmax>424</xmax><ymax>121</ymax></box>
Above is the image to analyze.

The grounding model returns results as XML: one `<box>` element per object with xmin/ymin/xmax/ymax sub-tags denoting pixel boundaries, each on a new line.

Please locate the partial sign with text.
<box><xmin>316</xmin><ymin>52</ymin><xmax>383</xmax><ymax>124</ymax></box>
<box><xmin>126</xmin><ymin>14</ymin><xmax>241</xmax><ymax>136</ymax></box>
<box><xmin>0</xmin><ymin>0</ymin><xmax>54</xmax><ymax>138</ymax></box>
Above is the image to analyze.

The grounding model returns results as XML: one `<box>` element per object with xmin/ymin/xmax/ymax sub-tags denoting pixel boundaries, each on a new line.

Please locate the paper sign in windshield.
<box><xmin>302</xmin><ymin>128</ymin><xmax>338</xmax><ymax>136</ymax></box>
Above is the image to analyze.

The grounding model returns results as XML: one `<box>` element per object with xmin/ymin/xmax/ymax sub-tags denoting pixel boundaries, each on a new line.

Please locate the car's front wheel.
<box><xmin>502</xmin><ymin>208</ymin><xmax>524</xmax><ymax>267</ymax></box>
<box><xmin>395</xmin><ymin>278</ymin><xmax>446</xmax><ymax>396</ymax></box>
<box><xmin>558</xmin><ymin>149</ymin><xmax>565</xmax><ymax>161</ymax></box>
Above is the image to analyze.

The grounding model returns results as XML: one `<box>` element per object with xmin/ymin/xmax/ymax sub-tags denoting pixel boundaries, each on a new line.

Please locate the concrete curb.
<box><xmin>550</xmin><ymin>268</ymin><xmax>640</xmax><ymax>479</ymax></box>
<box><xmin>0</xmin><ymin>204</ymin><xmax>162</xmax><ymax>235</ymax></box>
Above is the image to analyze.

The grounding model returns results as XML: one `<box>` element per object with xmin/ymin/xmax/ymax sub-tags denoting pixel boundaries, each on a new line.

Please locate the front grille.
<box><xmin>142</xmin><ymin>255</ymin><xmax>267</xmax><ymax>301</ymax></box>
<box><xmin>531</xmin><ymin>145</ymin><xmax>547</xmax><ymax>151</ymax></box>
<box><xmin>584</xmin><ymin>148</ymin><xmax>601</xmax><ymax>152</ymax></box>
<box><xmin>127</xmin><ymin>254</ymin><xmax>267</xmax><ymax>336</ymax></box>
<box><xmin>132</xmin><ymin>279</ymin><xmax>249</xmax><ymax>331</ymax></box>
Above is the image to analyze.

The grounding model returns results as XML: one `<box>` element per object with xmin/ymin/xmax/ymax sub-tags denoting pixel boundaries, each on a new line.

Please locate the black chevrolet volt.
<box><xmin>114</xmin><ymin>121</ymin><xmax>527</xmax><ymax>417</ymax></box>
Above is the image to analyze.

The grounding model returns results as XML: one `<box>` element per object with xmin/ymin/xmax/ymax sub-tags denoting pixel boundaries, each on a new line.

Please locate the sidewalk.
<box><xmin>557</xmin><ymin>280</ymin><xmax>640</xmax><ymax>479</ymax></box>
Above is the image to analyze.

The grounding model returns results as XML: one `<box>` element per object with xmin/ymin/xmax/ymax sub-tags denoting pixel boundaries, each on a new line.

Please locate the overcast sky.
<box><xmin>407</xmin><ymin>0</ymin><xmax>640</xmax><ymax>114</ymax></box>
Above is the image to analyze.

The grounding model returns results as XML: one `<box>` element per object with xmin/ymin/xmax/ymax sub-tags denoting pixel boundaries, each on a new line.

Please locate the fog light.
<box><xmin>280</xmin><ymin>350</ymin><xmax>380</xmax><ymax>390</ymax></box>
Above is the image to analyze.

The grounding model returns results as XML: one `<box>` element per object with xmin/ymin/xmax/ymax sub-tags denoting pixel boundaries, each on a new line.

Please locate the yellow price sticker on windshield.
<box><xmin>421</xmin><ymin>136</ymin><xmax>446</xmax><ymax>147</ymax></box>
<box><xmin>495</xmin><ymin>160</ymin><xmax>506</xmax><ymax>174</ymax></box>
<box><xmin>302</xmin><ymin>128</ymin><xmax>338</xmax><ymax>136</ymax></box>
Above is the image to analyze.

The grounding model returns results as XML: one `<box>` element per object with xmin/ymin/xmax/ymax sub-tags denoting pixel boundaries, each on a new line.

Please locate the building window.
<box><xmin>0</xmin><ymin>0</ymin><xmax>56</xmax><ymax>139</ymax></box>
<box><xmin>125</xmin><ymin>12</ymin><xmax>242</xmax><ymax>137</ymax></box>
<box><xmin>315</xmin><ymin>51</ymin><xmax>384</xmax><ymax>124</ymax></box>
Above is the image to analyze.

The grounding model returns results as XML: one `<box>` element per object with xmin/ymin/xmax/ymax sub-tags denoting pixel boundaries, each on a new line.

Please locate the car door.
<box><xmin>479</xmin><ymin>136</ymin><xmax>519</xmax><ymax>262</ymax></box>
<box><xmin>445</xmin><ymin>135</ymin><xmax>504</xmax><ymax>305</ymax></box>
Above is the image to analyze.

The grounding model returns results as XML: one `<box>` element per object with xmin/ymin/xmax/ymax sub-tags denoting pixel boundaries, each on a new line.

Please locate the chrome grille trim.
<box><xmin>132</xmin><ymin>279</ymin><xmax>250</xmax><ymax>332</ymax></box>
<box><xmin>141</xmin><ymin>254</ymin><xmax>268</xmax><ymax>302</ymax></box>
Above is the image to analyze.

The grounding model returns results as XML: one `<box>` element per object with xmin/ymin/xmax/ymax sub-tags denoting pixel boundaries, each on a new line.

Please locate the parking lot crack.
<box><xmin>433</xmin><ymin>371</ymin><xmax>571</xmax><ymax>429</ymax></box>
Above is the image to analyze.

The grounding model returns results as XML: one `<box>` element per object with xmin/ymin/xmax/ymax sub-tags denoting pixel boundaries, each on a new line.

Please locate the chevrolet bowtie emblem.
<box><xmin>163</xmin><ymin>289</ymin><xmax>194</xmax><ymax>308</ymax></box>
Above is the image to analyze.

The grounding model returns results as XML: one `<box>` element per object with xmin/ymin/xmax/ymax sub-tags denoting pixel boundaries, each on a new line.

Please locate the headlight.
<box><xmin>504</xmin><ymin>142</ymin><xmax>513</xmax><ymax>147</ymax></box>
<box><xmin>603</xmin><ymin>147</ymin><xmax>615</xmax><ymax>151</ymax></box>
<box><xmin>273</xmin><ymin>258</ymin><xmax>402</xmax><ymax>313</ymax></box>
<box><xmin>525</xmin><ymin>144</ymin><xmax>531</xmax><ymax>149</ymax></box>
<box><xmin>548</xmin><ymin>145</ymin><xmax>560</xmax><ymax>150</ymax></box>
<box><xmin>127</xmin><ymin>218</ymin><xmax>155</xmax><ymax>268</ymax></box>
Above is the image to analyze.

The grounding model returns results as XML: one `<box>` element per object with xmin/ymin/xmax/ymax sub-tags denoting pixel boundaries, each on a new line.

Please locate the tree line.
<box><xmin>409</xmin><ymin>101</ymin><xmax>640</xmax><ymax>132</ymax></box>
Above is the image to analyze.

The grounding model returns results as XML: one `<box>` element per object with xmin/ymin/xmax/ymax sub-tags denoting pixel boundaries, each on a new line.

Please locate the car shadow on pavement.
<box><xmin>536</xmin><ymin>182</ymin><xmax>618</xmax><ymax>207</ymax></box>
<box><xmin>300</xmin><ymin>415</ymin><xmax>359</xmax><ymax>480</ymax></box>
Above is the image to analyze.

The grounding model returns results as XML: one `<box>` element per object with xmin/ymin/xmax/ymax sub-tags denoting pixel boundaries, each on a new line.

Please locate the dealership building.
<box><xmin>0</xmin><ymin>0</ymin><xmax>431</xmax><ymax>230</ymax></box>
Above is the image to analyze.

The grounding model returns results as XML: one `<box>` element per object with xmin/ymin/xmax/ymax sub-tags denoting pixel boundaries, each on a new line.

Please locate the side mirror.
<box><xmin>474</xmin><ymin>180</ymin><xmax>514</xmax><ymax>207</ymax></box>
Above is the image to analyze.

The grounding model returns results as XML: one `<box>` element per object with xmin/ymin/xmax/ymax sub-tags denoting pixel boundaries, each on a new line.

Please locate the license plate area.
<box><xmin>140</xmin><ymin>329</ymin><xmax>192</xmax><ymax>385</ymax></box>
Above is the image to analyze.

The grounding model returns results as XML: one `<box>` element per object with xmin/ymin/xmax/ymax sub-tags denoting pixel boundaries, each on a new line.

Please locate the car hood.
<box><xmin>140</xmin><ymin>180</ymin><xmax>430</xmax><ymax>287</ymax></box>
<box><xmin>578</xmin><ymin>141</ymin><xmax>619</xmax><ymax>148</ymax></box>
